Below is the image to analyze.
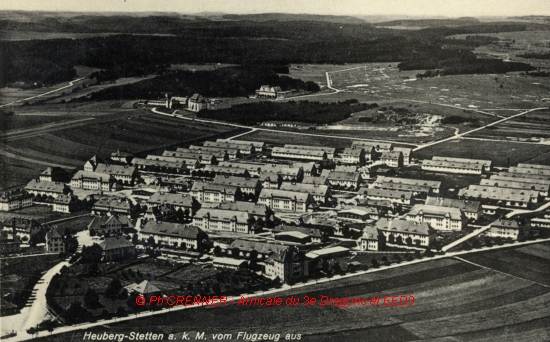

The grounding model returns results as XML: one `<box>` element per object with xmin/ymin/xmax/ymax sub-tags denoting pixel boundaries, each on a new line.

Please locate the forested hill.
<box><xmin>221</xmin><ymin>13</ymin><xmax>366</xmax><ymax>24</ymax></box>
<box><xmin>375</xmin><ymin>18</ymin><xmax>481</xmax><ymax>27</ymax></box>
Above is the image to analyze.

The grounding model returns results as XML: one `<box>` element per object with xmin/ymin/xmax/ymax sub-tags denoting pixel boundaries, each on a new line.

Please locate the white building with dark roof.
<box><xmin>204</xmin><ymin>141</ymin><xmax>253</xmax><ymax>155</ymax></box>
<box><xmin>53</xmin><ymin>194</ymin><xmax>79</xmax><ymax>213</ymax></box>
<box><xmin>193</xmin><ymin>208</ymin><xmax>257</xmax><ymax>234</ymax></box>
<box><xmin>341</xmin><ymin>148</ymin><xmax>365</xmax><ymax>165</ymax></box>
<box><xmin>406</xmin><ymin>204</ymin><xmax>467</xmax><ymax>231</ymax></box>
<box><xmin>279</xmin><ymin>182</ymin><xmax>331</xmax><ymax>204</ymax></box>
<box><xmin>324</xmin><ymin>170</ymin><xmax>362</xmax><ymax>189</ymax></box>
<box><xmin>212</xmin><ymin>175</ymin><xmax>261</xmax><ymax>195</ymax></box>
<box><xmin>91</xmin><ymin>197</ymin><xmax>133</xmax><ymax>216</ymax></box>
<box><xmin>272</xmin><ymin>147</ymin><xmax>327</xmax><ymax>161</ymax></box>
<box><xmin>380</xmin><ymin>151</ymin><xmax>403</xmax><ymax>168</ymax></box>
<box><xmin>352</xmin><ymin>141</ymin><xmax>392</xmax><ymax>152</ymax></box>
<box><xmin>0</xmin><ymin>189</ymin><xmax>33</xmax><ymax>211</ymax></box>
<box><xmin>360</xmin><ymin>225</ymin><xmax>383</xmax><ymax>251</ymax></box>
<box><xmin>359</xmin><ymin>188</ymin><xmax>414</xmax><ymax>205</ymax></box>
<box><xmin>458</xmin><ymin>185</ymin><xmax>539</xmax><ymax>208</ymax></box>
<box><xmin>488</xmin><ymin>219</ymin><xmax>522</xmax><ymax>240</ymax></box>
<box><xmin>26</xmin><ymin>179</ymin><xmax>70</xmax><ymax>198</ymax></box>
<box><xmin>70</xmin><ymin>170</ymin><xmax>115</xmax><ymax>191</ymax></box>
<box><xmin>425</xmin><ymin>197</ymin><xmax>482</xmax><ymax>221</ymax></box>
<box><xmin>147</xmin><ymin>192</ymin><xmax>199</xmax><ymax>214</ymax></box>
<box><xmin>95</xmin><ymin>164</ymin><xmax>138</xmax><ymax>185</ymax></box>
<box><xmin>218</xmin><ymin>139</ymin><xmax>265</xmax><ymax>152</ymax></box>
<box><xmin>375</xmin><ymin>218</ymin><xmax>435</xmax><ymax>247</ymax></box>
<box><xmin>258</xmin><ymin>189</ymin><xmax>313</xmax><ymax>213</ymax></box>
<box><xmin>99</xmin><ymin>236</ymin><xmax>136</xmax><ymax>261</ymax></box>
<box><xmin>190</xmin><ymin>145</ymin><xmax>240</xmax><ymax>159</ymax></box>
<box><xmin>392</xmin><ymin>147</ymin><xmax>412</xmax><ymax>165</ymax></box>
<box><xmin>284</xmin><ymin>144</ymin><xmax>336</xmax><ymax>158</ymax></box>
<box><xmin>480</xmin><ymin>178</ymin><xmax>550</xmax><ymax>197</ymax></box>
<box><xmin>140</xmin><ymin>221</ymin><xmax>207</xmax><ymax>249</ymax></box>
<box><xmin>373</xmin><ymin>176</ymin><xmax>441</xmax><ymax>195</ymax></box>
<box><xmin>188</xmin><ymin>93</ymin><xmax>209</xmax><ymax>112</ymax></box>
<box><xmin>190</xmin><ymin>181</ymin><xmax>241</xmax><ymax>203</ymax></box>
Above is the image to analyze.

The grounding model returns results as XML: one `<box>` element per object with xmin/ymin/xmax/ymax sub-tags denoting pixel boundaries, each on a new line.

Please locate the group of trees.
<box><xmin>88</xmin><ymin>65</ymin><xmax>319</xmax><ymax>101</ymax></box>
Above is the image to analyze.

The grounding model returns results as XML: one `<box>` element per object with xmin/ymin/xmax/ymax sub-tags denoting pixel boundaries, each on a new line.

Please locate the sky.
<box><xmin>1</xmin><ymin>0</ymin><xmax>549</xmax><ymax>17</ymax></box>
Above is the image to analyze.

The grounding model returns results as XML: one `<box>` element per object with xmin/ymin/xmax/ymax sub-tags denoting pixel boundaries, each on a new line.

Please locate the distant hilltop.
<box><xmin>375</xmin><ymin>17</ymin><xmax>480</xmax><ymax>28</ymax></box>
<box><xmin>221</xmin><ymin>13</ymin><xmax>366</xmax><ymax>24</ymax></box>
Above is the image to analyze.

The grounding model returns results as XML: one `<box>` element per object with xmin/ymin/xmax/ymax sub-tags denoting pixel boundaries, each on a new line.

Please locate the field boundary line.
<box><xmin>0</xmin><ymin>77</ymin><xmax>86</xmax><ymax>108</ymax></box>
<box><xmin>453</xmin><ymin>256</ymin><xmax>550</xmax><ymax>288</ymax></box>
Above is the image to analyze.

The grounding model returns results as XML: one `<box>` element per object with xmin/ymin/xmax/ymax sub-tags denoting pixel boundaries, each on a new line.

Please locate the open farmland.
<box><xmin>449</xmin><ymin>30</ymin><xmax>550</xmax><ymax>68</ymax></box>
<box><xmin>237</xmin><ymin>129</ymin><xmax>399</xmax><ymax>149</ymax></box>
<box><xmin>328</xmin><ymin>64</ymin><xmax>550</xmax><ymax>111</ymax></box>
<box><xmin>467</xmin><ymin>109</ymin><xmax>550</xmax><ymax>142</ymax></box>
<box><xmin>36</xmin><ymin>254</ymin><xmax>550</xmax><ymax>342</ymax></box>
<box><xmin>460</xmin><ymin>241</ymin><xmax>550</xmax><ymax>286</ymax></box>
<box><xmin>0</xmin><ymin>112</ymin><xmax>237</xmax><ymax>188</ymax></box>
<box><xmin>414</xmin><ymin>138</ymin><xmax>550</xmax><ymax>167</ymax></box>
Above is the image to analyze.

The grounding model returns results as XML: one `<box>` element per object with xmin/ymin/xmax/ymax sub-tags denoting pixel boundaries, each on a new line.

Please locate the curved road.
<box><xmin>1</xmin><ymin>259</ymin><xmax>69</xmax><ymax>340</ymax></box>
<box><xmin>0</xmin><ymin>78</ymin><xmax>86</xmax><ymax>109</ymax></box>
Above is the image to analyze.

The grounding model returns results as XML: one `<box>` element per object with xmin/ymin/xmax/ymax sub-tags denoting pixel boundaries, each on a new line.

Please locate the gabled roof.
<box><xmin>480</xmin><ymin>179</ymin><xmax>549</xmax><ymax>192</ymax></box>
<box><xmin>491</xmin><ymin>219</ymin><xmax>520</xmax><ymax>229</ymax></box>
<box><xmin>95</xmin><ymin>164</ymin><xmax>136</xmax><ymax>177</ymax></box>
<box><xmin>407</xmin><ymin>204</ymin><xmax>465</xmax><ymax>221</ymax></box>
<box><xmin>490</xmin><ymin>174</ymin><xmax>550</xmax><ymax>186</ymax></box>
<box><xmin>141</xmin><ymin>221</ymin><xmax>203</xmax><ymax>239</ymax></box>
<box><xmin>218</xmin><ymin>139</ymin><xmax>265</xmax><ymax>149</ymax></box>
<box><xmin>132</xmin><ymin>158</ymin><xmax>185</xmax><ymax>169</ymax></box>
<box><xmin>362</xmin><ymin>225</ymin><xmax>379</xmax><ymax>240</ymax></box>
<box><xmin>259</xmin><ymin>171</ymin><xmax>281</xmax><ymax>182</ymax></box>
<box><xmin>376</xmin><ymin>176</ymin><xmax>441</xmax><ymax>189</ymax></box>
<box><xmin>422</xmin><ymin>159</ymin><xmax>484</xmax><ymax>171</ymax></box>
<box><xmin>204</xmin><ymin>141</ymin><xmax>251</xmax><ymax>151</ymax></box>
<box><xmin>291</xmin><ymin>162</ymin><xmax>317</xmax><ymax>172</ymax></box>
<box><xmin>191</xmin><ymin>181</ymin><xmax>239</xmax><ymax>195</ymax></box>
<box><xmin>261</xmin><ymin>164</ymin><xmax>302</xmax><ymax>177</ymax></box>
<box><xmin>516</xmin><ymin>163</ymin><xmax>550</xmax><ymax>170</ymax></box>
<box><xmin>189</xmin><ymin>93</ymin><xmax>208</xmax><ymax>103</ymax></box>
<box><xmin>88</xmin><ymin>215</ymin><xmax>129</xmax><ymax>231</ymax></box>
<box><xmin>392</xmin><ymin>146</ymin><xmax>412</xmax><ymax>155</ymax></box>
<box><xmin>301</xmin><ymin>175</ymin><xmax>328</xmax><ymax>185</ymax></box>
<box><xmin>218</xmin><ymin>202</ymin><xmax>270</xmax><ymax>216</ymax></box>
<box><xmin>148</xmin><ymin>192</ymin><xmax>195</xmax><ymax>207</ymax></box>
<box><xmin>425</xmin><ymin>197</ymin><xmax>481</xmax><ymax>213</ymax></box>
<box><xmin>126</xmin><ymin>280</ymin><xmax>161</xmax><ymax>294</ymax></box>
<box><xmin>46</xmin><ymin>227</ymin><xmax>63</xmax><ymax>240</ymax></box>
<box><xmin>25</xmin><ymin>179</ymin><xmax>67</xmax><ymax>193</ymax></box>
<box><xmin>272</xmin><ymin>147</ymin><xmax>326</xmax><ymax>157</ymax></box>
<box><xmin>284</xmin><ymin>144</ymin><xmax>336</xmax><ymax>155</ymax></box>
<box><xmin>375</xmin><ymin>218</ymin><xmax>432</xmax><ymax>236</ymax></box>
<box><xmin>374</xmin><ymin>182</ymin><xmax>431</xmax><ymax>193</ymax></box>
<box><xmin>341</xmin><ymin>147</ymin><xmax>364</xmax><ymax>157</ymax></box>
<box><xmin>165</xmin><ymin>149</ymin><xmax>210</xmax><ymax>161</ymax></box>
<box><xmin>508</xmin><ymin>167</ymin><xmax>550</xmax><ymax>176</ymax></box>
<box><xmin>380</xmin><ymin>151</ymin><xmax>402</xmax><ymax>161</ymax></box>
<box><xmin>352</xmin><ymin>141</ymin><xmax>392</xmax><ymax>150</ymax></box>
<box><xmin>204</xmin><ymin>165</ymin><xmax>250</xmax><ymax>176</ymax></box>
<box><xmin>326</xmin><ymin>171</ymin><xmax>360</xmax><ymax>182</ymax></box>
<box><xmin>99</xmin><ymin>236</ymin><xmax>134</xmax><ymax>251</ymax></box>
<box><xmin>72</xmin><ymin>170</ymin><xmax>112</xmax><ymax>182</ymax></box>
<box><xmin>53</xmin><ymin>194</ymin><xmax>77</xmax><ymax>205</ymax></box>
<box><xmin>258</xmin><ymin>189</ymin><xmax>310</xmax><ymax>202</ymax></box>
<box><xmin>273</xmin><ymin>225</ymin><xmax>322</xmax><ymax>238</ymax></box>
<box><xmin>433</xmin><ymin>156</ymin><xmax>492</xmax><ymax>167</ymax></box>
<box><xmin>228</xmin><ymin>239</ymin><xmax>288</xmax><ymax>255</ymax></box>
<box><xmin>279</xmin><ymin>182</ymin><xmax>329</xmax><ymax>197</ymax></box>
<box><xmin>189</xmin><ymin>145</ymin><xmax>239</xmax><ymax>155</ymax></box>
<box><xmin>458</xmin><ymin>185</ymin><xmax>539</xmax><ymax>202</ymax></box>
<box><xmin>212</xmin><ymin>175</ymin><xmax>260</xmax><ymax>189</ymax></box>
<box><xmin>360</xmin><ymin>188</ymin><xmax>413</xmax><ymax>200</ymax></box>
<box><xmin>194</xmin><ymin>208</ymin><xmax>249</xmax><ymax>223</ymax></box>
<box><xmin>92</xmin><ymin>197</ymin><xmax>132</xmax><ymax>210</ymax></box>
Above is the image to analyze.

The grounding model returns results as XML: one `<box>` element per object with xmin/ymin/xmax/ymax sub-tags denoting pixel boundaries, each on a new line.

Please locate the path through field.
<box><xmin>0</xmin><ymin>78</ymin><xmax>86</xmax><ymax>108</ymax></box>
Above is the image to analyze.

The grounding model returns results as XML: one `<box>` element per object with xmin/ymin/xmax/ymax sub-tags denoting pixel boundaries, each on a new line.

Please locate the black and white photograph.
<box><xmin>1</xmin><ymin>0</ymin><xmax>550</xmax><ymax>341</ymax></box>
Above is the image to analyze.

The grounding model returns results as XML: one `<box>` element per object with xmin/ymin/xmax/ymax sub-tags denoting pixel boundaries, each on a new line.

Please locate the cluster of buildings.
<box><xmin>141</xmin><ymin>93</ymin><xmax>211</xmax><ymax>112</ymax></box>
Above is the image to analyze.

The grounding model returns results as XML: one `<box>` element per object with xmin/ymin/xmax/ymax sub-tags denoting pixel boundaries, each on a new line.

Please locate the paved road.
<box><xmin>10</xmin><ymin>236</ymin><xmax>550</xmax><ymax>341</ymax></box>
<box><xmin>413</xmin><ymin>107</ymin><xmax>549</xmax><ymax>151</ymax></box>
<box><xmin>0</xmin><ymin>78</ymin><xmax>86</xmax><ymax>108</ymax></box>
<box><xmin>1</xmin><ymin>260</ymin><xmax>69</xmax><ymax>340</ymax></box>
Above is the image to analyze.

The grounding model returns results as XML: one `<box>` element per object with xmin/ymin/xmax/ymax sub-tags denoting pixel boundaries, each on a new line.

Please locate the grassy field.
<box><xmin>0</xmin><ymin>111</ymin><xmax>236</xmax><ymax>189</ymax></box>
<box><xmin>36</xmin><ymin>253</ymin><xmax>550</xmax><ymax>341</ymax></box>
<box><xmin>415</xmin><ymin>138</ymin><xmax>550</xmax><ymax>167</ymax></box>
<box><xmin>461</xmin><ymin>242</ymin><xmax>550</xmax><ymax>286</ymax></box>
